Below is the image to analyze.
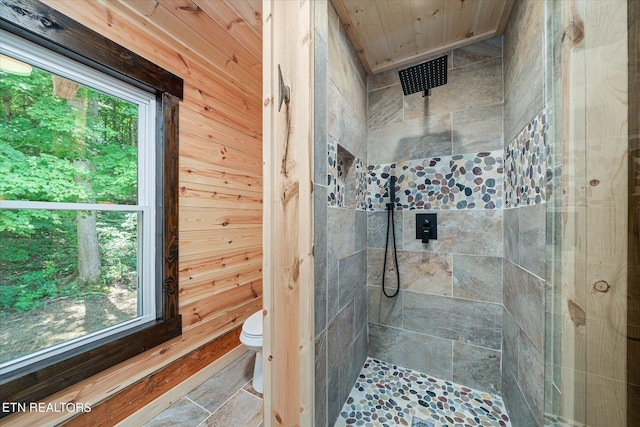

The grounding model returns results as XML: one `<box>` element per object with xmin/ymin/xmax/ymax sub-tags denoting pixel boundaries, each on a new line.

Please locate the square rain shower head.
<box><xmin>398</xmin><ymin>55</ymin><xmax>448</xmax><ymax>97</ymax></box>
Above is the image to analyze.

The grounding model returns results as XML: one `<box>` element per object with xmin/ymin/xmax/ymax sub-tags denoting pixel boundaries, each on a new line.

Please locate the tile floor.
<box><xmin>335</xmin><ymin>357</ymin><xmax>511</xmax><ymax>427</ymax></box>
<box><xmin>143</xmin><ymin>351</ymin><xmax>263</xmax><ymax>427</ymax></box>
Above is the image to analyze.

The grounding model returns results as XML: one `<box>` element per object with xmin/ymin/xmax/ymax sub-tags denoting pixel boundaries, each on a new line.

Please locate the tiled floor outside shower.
<box><xmin>335</xmin><ymin>357</ymin><xmax>511</xmax><ymax>427</ymax></box>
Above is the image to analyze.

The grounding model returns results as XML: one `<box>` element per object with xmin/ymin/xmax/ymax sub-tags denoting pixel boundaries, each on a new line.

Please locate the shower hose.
<box><xmin>382</xmin><ymin>202</ymin><xmax>400</xmax><ymax>298</ymax></box>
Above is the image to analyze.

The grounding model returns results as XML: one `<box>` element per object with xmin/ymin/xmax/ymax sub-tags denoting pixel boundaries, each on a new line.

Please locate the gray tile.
<box><xmin>453</xmin><ymin>255</ymin><xmax>502</xmax><ymax>303</ymax></box>
<box><xmin>314</xmin><ymin>185</ymin><xmax>328</xmax><ymax>337</ymax></box>
<box><xmin>327</xmin><ymin>82</ymin><xmax>340</xmax><ymax>141</ymax></box>
<box><xmin>503</xmin><ymin>0</ymin><xmax>545</xmax><ymax>144</ymax></box>
<box><xmin>313</xmin><ymin>34</ymin><xmax>328</xmax><ymax>185</ymax></box>
<box><xmin>187</xmin><ymin>351</ymin><xmax>253</xmax><ymax>412</ymax></box>
<box><xmin>404</xmin><ymin>57</ymin><xmax>503</xmax><ymax>120</ymax></box>
<box><xmin>201</xmin><ymin>390</ymin><xmax>262</xmax><ymax>427</ymax></box>
<box><xmin>452</xmin><ymin>103</ymin><xmax>503</xmax><ymax>153</ymax></box>
<box><xmin>502</xmin><ymin>365</ymin><xmax>538</xmax><ymax>427</ymax></box>
<box><xmin>453</xmin><ymin>342</ymin><xmax>501</xmax><ymax>395</ymax></box>
<box><xmin>368</xmin><ymin>323</ymin><xmax>453</xmax><ymax>380</ymax></box>
<box><xmin>367</xmin><ymin>114</ymin><xmax>452</xmax><ymax>164</ymax></box>
<box><xmin>367</xmin><ymin>249</ymin><xmax>452</xmax><ymax>296</ymax></box>
<box><xmin>143</xmin><ymin>397</ymin><xmax>209</xmax><ymax>427</ymax></box>
<box><xmin>327</xmin><ymin>207</ymin><xmax>355</xmax><ymax>264</ymax></box>
<box><xmin>338</xmin><ymin>249</ymin><xmax>367</xmax><ymax>309</ymax></box>
<box><xmin>504</xmin><ymin>207</ymin><xmax>519</xmax><ymax>264</ymax></box>
<box><xmin>315</xmin><ymin>332</ymin><xmax>327</xmax><ymax>427</ymax></box>
<box><xmin>367</xmin><ymin>285</ymin><xmax>402</xmax><ymax>328</ymax></box>
<box><xmin>314</xmin><ymin>0</ymin><xmax>328</xmax><ymax>43</ymax></box>
<box><xmin>327</xmin><ymin>260</ymin><xmax>340</xmax><ymax>319</ymax></box>
<box><xmin>339</xmin><ymin>96</ymin><xmax>367</xmax><ymax>161</ymax></box>
<box><xmin>354</xmin><ymin>286</ymin><xmax>367</xmax><ymax>337</ymax></box>
<box><xmin>403</xmin><ymin>292</ymin><xmax>502</xmax><ymax>350</ymax></box>
<box><xmin>328</xmin><ymin>300</ymin><xmax>355</xmax><ymax>364</ymax></box>
<box><xmin>452</xmin><ymin>36</ymin><xmax>502</xmax><ymax>67</ymax></box>
<box><xmin>355</xmin><ymin>209</ymin><xmax>367</xmax><ymax>252</ymax></box>
<box><xmin>349</xmin><ymin>327</ymin><xmax>368</xmax><ymax>390</ymax></box>
<box><xmin>403</xmin><ymin>209</ymin><xmax>503</xmax><ymax>257</ymax></box>
<box><xmin>518</xmin><ymin>203</ymin><xmax>546</xmax><ymax>279</ymax></box>
<box><xmin>502</xmin><ymin>307</ymin><xmax>519</xmax><ymax>383</ymax></box>
<box><xmin>368</xmin><ymin>85</ymin><xmax>403</xmax><ymax>128</ymax></box>
<box><xmin>503</xmin><ymin>260</ymin><xmax>545</xmax><ymax>352</ymax></box>
<box><xmin>367</xmin><ymin>210</ymin><xmax>403</xmax><ymax>250</ymax></box>
<box><xmin>368</xmin><ymin>67</ymin><xmax>401</xmax><ymax>92</ymax></box>
<box><xmin>518</xmin><ymin>329</ymin><xmax>544</xmax><ymax>424</ymax></box>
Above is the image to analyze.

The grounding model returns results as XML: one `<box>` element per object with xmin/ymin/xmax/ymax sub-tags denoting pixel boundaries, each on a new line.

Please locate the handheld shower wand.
<box><xmin>382</xmin><ymin>176</ymin><xmax>400</xmax><ymax>298</ymax></box>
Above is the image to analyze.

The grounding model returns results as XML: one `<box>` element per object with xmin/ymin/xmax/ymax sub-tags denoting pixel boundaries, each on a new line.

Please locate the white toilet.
<box><xmin>240</xmin><ymin>310</ymin><xmax>263</xmax><ymax>394</ymax></box>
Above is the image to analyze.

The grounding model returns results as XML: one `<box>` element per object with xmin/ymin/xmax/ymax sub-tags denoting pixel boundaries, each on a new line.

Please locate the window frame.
<box><xmin>0</xmin><ymin>0</ymin><xmax>182</xmax><ymax>412</ymax></box>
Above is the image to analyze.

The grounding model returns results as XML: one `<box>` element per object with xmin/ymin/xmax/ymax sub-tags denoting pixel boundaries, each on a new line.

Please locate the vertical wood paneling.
<box><xmin>263</xmin><ymin>0</ymin><xmax>314</xmax><ymax>425</ymax></box>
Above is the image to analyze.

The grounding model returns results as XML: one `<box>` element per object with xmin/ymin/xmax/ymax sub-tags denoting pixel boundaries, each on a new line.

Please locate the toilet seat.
<box><xmin>242</xmin><ymin>310</ymin><xmax>263</xmax><ymax>336</ymax></box>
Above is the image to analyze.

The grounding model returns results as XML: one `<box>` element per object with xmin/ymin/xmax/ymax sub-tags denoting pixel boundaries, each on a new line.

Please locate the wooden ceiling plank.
<box><xmin>224</xmin><ymin>0</ymin><xmax>262</xmax><ymax>38</ymax></box>
<box><xmin>476</xmin><ymin>0</ymin><xmax>506</xmax><ymax>34</ymax></box>
<box><xmin>108</xmin><ymin>0</ymin><xmax>262</xmax><ymax>97</ymax></box>
<box><xmin>444</xmin><ymin>0</ymin><xmax>481</xmax><ymax>44</ymax></box>
<box><xmin>410</xmin><ymin>0</ymin><xmax>446</xmax><ymax>58</ymax></box>
<box><xmin>371</xmin><ymin>29</ymin><xmax>498</xmax><ymax>74</ymax></box>
<box><xmin>331</xmin><ymin>0</ymin><xmax>374</xmax><ymax>74</ymax></box>
<box><xmin>189</xmin><ymin>0</ymin><xmax>262</xmax><ymax>62</ymax></box>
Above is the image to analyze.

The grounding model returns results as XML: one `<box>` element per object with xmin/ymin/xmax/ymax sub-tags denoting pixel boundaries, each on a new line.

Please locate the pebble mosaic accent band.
<box><xmin>504</xmin><ymin>109</ymin><xmax>547</xmax><ymax>208</ymax></box>
<box><xmin>367</xmin><ymin>152</ymin><xmax>504</xmax><ymax>211</ymax></box>
<box><xmin>335</xmin><ymin>357</ymin><xmax>511</xmax><ymax>427</ymax></box>
<box><xmin>328</xmin><ymin>138</ymin><xmax>338</xmax><ymax>206</ymax></box>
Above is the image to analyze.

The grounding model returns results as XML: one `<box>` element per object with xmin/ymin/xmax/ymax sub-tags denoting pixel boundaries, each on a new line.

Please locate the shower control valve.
<box><xmin>415</xmin><ymin>213</ymin><xmax>437</xmax><ymax>244</ymax></box>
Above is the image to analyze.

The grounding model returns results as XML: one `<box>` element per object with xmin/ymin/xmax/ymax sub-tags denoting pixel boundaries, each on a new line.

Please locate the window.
<box><xmin>0</xmin><ymin>0</ymin><xmax>182</xmax><ymax>412</ymax></box>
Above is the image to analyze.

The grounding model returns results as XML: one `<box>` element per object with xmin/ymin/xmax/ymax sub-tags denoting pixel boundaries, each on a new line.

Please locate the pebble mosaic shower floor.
<box><xmin>335</xmin><ymin>358</ymin><xmax>511</xmax><ymax>427</ymax></box>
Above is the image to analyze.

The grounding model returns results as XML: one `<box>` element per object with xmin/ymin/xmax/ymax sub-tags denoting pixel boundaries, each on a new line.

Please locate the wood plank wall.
<box><xmin>5</xmin><ymin>0</ymin><xmax>263</xmax><ymax>425</ymax></box>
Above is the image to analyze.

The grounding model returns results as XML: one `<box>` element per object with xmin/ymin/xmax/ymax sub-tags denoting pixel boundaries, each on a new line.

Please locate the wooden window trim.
<box><xmin>0</xmin><ymin>0</ymin><xmax>183</xmax><ymax>412</ymax></box>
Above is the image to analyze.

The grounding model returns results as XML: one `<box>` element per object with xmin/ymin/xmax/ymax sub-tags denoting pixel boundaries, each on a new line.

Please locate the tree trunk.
<box><xmin>68</xmin><ymin>91</ymin><xmax>101</xmax><ymax>287</ymax></box>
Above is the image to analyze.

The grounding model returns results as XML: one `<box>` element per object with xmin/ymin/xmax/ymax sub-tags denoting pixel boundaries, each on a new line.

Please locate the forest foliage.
<box><xmin>0</xmin><ymin>65</ymin><xmax>140</xmax><ymax>314</ymax></box>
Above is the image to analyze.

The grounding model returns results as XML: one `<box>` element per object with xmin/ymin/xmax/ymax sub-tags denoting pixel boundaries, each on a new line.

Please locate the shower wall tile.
<box><xmin>349</xmin><ymin>327</ymin><xmax>368</xmax><ymax>391</ymax></box>
<box><xmin>354</xmin><ymin>287</ymin><xmax>367</xmax><ymax>336</ymax></box>
<box><xmin>404</xmin><ymin>56</ymin><xmax>503</xmax><ymax>120</ymax></box>
<box><xmin>368</xmin><ymin>84</ymin><xmax>404</xmax><ymax>128</ymax></box>
<box><xmin>367</xmin><ymin>114</ymin><xmax>452</xmax><ymax>164</ymax></box>
<box><xmin>402</xmin><ymin>210</ymin><xmax>503</xmax><ymax>257</ymax></box>
<box><xmin>452</xmin><ymin>104</ymin><xmax>503</xmax><ymax>153</ymax></box>
<box><xmin>403</xmin><ymin>292</ymin><xmax>502</xmax><ymax>350</ymax></box>
<box><xmin>327</xmin><ymin>261</ymin><xmax>340</xmax><ymax>323</ymax></box>
<box><xmin>355</xmin><ymin>209</ymin><xmax>367</xmax><ymax>252</ymax></box>
<box><xmin>452</xmin><ymin>37</ymin><xmax>502</xmax><ymax>68</ymax></box>
<box><xmin>518</xmin><ymin>329</ymin><xmax>544</xmax><ymax>423</ymax></box>
<box><xmin>453</xmin><ymin>342</ymin><xmax>501</xmax><ymax>395</ymax></box>
<box><xmin>314</xmin><ymin>32</ymin><xmax>328</xmax><ymax>185</ymax></box>
<box><xmin>368</xmin><ymin>322</ymin><xmax>453</xmax><ymax>381</ymax></box>
<box><xmin>314</xmin><ymin>184</ymin><xmax>328</xmax><ymax>337</ymax></box>
<box><xmin>327</xmin><ymin>82</ymin><xmax>340</xmax><ymax>141</ymax></box>
<box><xmin>504</xmin><ymin>260</ymin><xmax>545</xmax><ymax>353</ymax></box>
<box><xmin>518</xmin><ymin>203</ymin><xmax>546</xmax><ymax>279</ymax></box>
<box><xmin>327</xmin><ymin>207</ymin><xmax>355</xmax><ymax>264</ymax></box>
<box><xmin>504</xmin><ymin>206</ymin><xmax>519</xmax><ymax>264</ymax></box>
<box><xmin>367</xmin><ymin>284</ymin><xmax>402</xmax><ymax>328</ymax></box>
<box><xmin>315</xmin><ymin>331</ymin><xmax>327</xmax><ymax>427</ymax></box>
<box><xmin>502</xmin><ymin>365</ymin><xmax>538</xmax><ymax>427</ymax></box>
<box><xmin>504</xmin><ymin>0</ymin><xmax>544</xmax><ymax>144</ymax></box>
<box><xmin>367</xmin><ymin>210</ymin><xmax>404</xmax><ymax>249</ymax></box>
<box><xmin>328</xmin><ymin>299</ymin><xmax>355</xmax><ymax>364</ymax></box>
<box><xmin>338</xmin><ymin>249</ymin><xmax>367</xmax><ymax>310</ymax></box>
<box><xmin>452</xmin><ymin>255</ymin><xmax>503</xmax><ymax>303</ymax></box>
<box><xmin>502</xmin><ymin>308</ymin><xmax>520</xmax><ymax>381</ymax></box>
<box><xmin>367</xmin><ymin>249</ymin><xmax>452</xmax><ymax>296</ymax></box>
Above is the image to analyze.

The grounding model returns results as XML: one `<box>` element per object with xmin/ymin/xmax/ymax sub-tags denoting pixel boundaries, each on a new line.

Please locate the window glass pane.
<box><xmin>0</xmin><ymin>210</ymin><xmax>139</xmax><ymax>364</ymax></box>
<box><xmin>0</xmin><ymin>57</ymin><xmax>139</xmax><ymax>205</ymax></box>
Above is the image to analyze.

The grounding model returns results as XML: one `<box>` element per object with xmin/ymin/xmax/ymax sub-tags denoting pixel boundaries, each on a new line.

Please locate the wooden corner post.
<box><xmin>262</xmin><ymin>0</ymin><xmax>315</xmax><ymax>426</ymax></box>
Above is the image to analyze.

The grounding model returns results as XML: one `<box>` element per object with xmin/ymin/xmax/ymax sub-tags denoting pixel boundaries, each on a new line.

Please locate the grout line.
<box><xmin>184</xmin><ymin>396</ymin><xmax>212</xmax><ymax>415</ymax></box>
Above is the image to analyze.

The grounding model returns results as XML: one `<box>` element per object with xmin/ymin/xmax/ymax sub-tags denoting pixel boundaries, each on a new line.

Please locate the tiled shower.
<box><xmin>314</xmin><ymin>0</ymin><xmax>551</xmax><ymax>425</ymax></box>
